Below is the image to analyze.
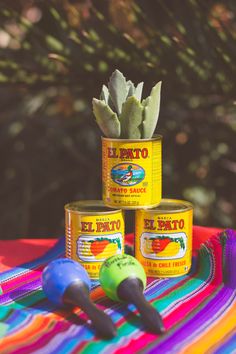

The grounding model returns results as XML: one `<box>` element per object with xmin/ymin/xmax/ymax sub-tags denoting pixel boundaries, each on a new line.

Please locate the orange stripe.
<box><xmin>90</xmin><ymin>286</ymin><xmax>106</xmax><ymax>301</ymax></box>
<box><xmin>0</xmin><ymin>283</ymin><xmax>107</xmax><ymax>350</ymax></box>
<box><xmin>181</xmin><ymin>301</ymin><xmax>236</xmax><ymax>354</ymax></box>
<box><xmin>0</xmin><ymin>315</ymin><xmax>52</xmax><ymax>353</ymax></box>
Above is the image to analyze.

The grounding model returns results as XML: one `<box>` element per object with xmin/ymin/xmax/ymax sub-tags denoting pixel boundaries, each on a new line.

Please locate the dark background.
<box><xmin>0</xmin><ymin>0</ymin><xmax>235</xmax><ymax>239</ymax></box>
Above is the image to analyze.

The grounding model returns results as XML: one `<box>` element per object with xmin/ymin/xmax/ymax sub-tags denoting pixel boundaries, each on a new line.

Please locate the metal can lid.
<box><xmin>101</xmin><ymin>134</ymin><xmax>162</xmax><ymax>143</ymax></box>
<box><xmin>139</xmin><ymin>198</ymin><xmax>193</xmax><ymax>213</ymax></box>
<box><xmin>64</xmin><ymin>200</ymin><xmax>123</xmax><ymax>215</ymax></box>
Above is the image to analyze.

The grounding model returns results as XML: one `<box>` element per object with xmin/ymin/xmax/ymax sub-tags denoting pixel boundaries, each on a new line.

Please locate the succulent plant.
<box><xmin>92</xmin><ymin>70</ymin><xmax>162</xmax><ymax>139</ymax></box>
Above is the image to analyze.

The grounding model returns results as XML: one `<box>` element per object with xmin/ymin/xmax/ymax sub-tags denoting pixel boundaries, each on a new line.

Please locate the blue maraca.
<box><xmin>42</xmin><ymin>258</ymin><xmax>116</xmax><ymax>339</ymax></box>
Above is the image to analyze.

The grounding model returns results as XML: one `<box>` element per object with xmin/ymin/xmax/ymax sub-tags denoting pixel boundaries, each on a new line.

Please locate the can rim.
<box><xmin>64</xmin><ymin>200</ymin><xmax>123</xmax><ymax>215</ymax></box>
<box><xmin>101</xmin><ymin>134</ymin><xmax>162</xmax><ymax>142</ymax></box>
<box><xmin>138</xmin><ymin>198</ymin><xmax>193</xmax><ymax>213</ymax></box>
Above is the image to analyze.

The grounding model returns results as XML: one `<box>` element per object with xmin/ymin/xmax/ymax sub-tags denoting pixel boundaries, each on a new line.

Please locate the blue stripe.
<box><xmin>213</xmin><ymin>327</ymin><xmax>236</xmax><ymax>353</ymax></box>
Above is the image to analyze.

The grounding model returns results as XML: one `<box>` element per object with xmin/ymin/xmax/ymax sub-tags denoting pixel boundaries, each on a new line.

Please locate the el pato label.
<box><xmin>135</xmin><ymin>199</ymin><xmax>193</xmax><ymax>277</ymax></box>
<box><xmin>65</xmin><ymin>201</ymin><xmax>124</xmax><ymax>279</ymax></box>
<box><xmin>102</xmin><ymin>136</ymin><xmax>162</xmax><ymax>209</ymax></box>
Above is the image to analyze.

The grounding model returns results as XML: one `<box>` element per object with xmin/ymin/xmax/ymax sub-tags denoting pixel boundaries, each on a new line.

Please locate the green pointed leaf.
<box><xmin>108</xmin><ymin>69</ymin><xmax>128</xmax><ymax>115</ymax></box>
<box><xmin>100</xmin><ymin>84</ymin><xmax>116</xmax><ymax>111</ymax></box>
<box><xmin>142</xmin><ymin>81</ymin><xmax>162</xmax><ymax>138</ymax></box>
<box><xmin>141</xmin><ymin>97</ymin><xmax>148</xmax><ymax>106</ymax></box>
<box><xmin>100</xmin><ymin>85</ymin><xmax>109</xmax><ymax>103</ymax></box>
<box><xmin>134</xmin><ymin>82</ymin><xmax>143</xmax><ymax>101</ymax></box>
<box><xmin>127</xmin><ymin>80</ymin><xmax>135</xmax><ymax>97</ymax></box>
<box><xmin>120</xmin><ymin>96</ymin><xmax>143</xmax><ymax>139</ymax></box>
<box><xmin>92</xmin><ymin>98</ymin><xmax>120</xmax><ymax>138</ymax></box>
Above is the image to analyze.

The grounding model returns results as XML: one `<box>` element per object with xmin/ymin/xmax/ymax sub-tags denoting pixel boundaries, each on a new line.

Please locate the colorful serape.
<box><xmin>0</xmin><ymin>229</ymin><xmax>236</xmax><ymax>353</ymax></box>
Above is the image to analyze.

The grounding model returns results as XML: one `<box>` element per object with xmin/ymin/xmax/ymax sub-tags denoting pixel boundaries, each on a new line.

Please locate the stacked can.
<box><xmin>101</xmin><ymin>135</ymin><xmax>193</xmax><ymax>278</ymax></box>
<box><xmin>65</xmin><ymin>136</ymin><xmax>193</xmax><ymax>279</ymax></box>
<box><xmin>135</xmin><ymin>199</ymin><xmax>193</xmax><ymax>277</ymax></box>
<box><xmin>102</xmin><ymin>136</ymin><xmax>162</xmax><ymax>209</ymax></box>
<box><xmin>63</xmin><ymin>70</ymin><xmax>194</xmax><ymax>279</ymax></box>
<box><xmin>65</xmin><ymin>201</ymin><xmax>124</xmax><ymax>279</ymax></box>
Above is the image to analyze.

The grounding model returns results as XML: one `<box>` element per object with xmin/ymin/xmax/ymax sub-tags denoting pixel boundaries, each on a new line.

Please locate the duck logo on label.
<box><xmin>111</xmin><ymin>163</ymin><xmax>145</xmax><ymax>186</ymax></box>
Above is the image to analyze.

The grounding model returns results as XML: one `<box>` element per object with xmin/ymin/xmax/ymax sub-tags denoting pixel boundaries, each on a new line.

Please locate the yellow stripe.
<box><xmin>181</xmin><ymin>300</ymin><xmax>236</xmax><ymax>354</ymax></box>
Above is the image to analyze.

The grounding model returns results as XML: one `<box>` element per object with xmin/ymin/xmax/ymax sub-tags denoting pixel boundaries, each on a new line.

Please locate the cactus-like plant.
<box><xmin>92</xmin><ymin>70</ymin><xmax>162</xmax><ymax>139</ymax></box>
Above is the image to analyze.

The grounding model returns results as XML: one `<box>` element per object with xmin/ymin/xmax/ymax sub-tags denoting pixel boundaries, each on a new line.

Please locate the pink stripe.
<box><xmin>2</xmin><ymin>266</ymin><xmax>44</xmax><ymax>293</ymax></box>
<box><xmin>115</xmin><ymin>334</ymin><xmax>157</xmax><ymax>354</ymax></box>
<box><xmin>164</xmin><ymin>240</ymin><xmax>223</xmax><ymax>328</ymax></box>
<box><xmin>10</xmin><ymin>318</ymin><xmax>72</xmax><ymax>353</ymax></box>
<box><xmin>115</xmin><ymin>239</ymin><xmax>223</xmax><ymax>353</ymax></box>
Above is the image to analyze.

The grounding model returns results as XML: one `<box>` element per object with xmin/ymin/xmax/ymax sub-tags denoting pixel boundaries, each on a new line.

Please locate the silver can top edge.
<box><xmin>137</xmin><ymin>198</ymin><xmax>193</xmax><ymax>213</ymax></box>
<box><xmin>65</xmin><ymin>200</ymin><xmax>123</xmax><ymax>215</ymax></box>
<box><xmin>101</xmin><ymin>135</ymin><xmax>162</xmax><ymax>143</ymax></box>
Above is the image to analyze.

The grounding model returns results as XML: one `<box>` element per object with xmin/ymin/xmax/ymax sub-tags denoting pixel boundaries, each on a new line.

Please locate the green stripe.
<box><xmin>0</xmin><ymin>323</ymin><xmax>8</xmax><ymax>338</ymax></box>
<box><xmin>7</xmin><ymin>290</ymin><xmax>45</xmax><ymax>310</ymax></box>
<box><xmin>152</xmin><ymin>247</ymin><xmax>212</xmax><ymax>312</ymax></box>
<box><xmin>80</xmin><ymin>249</ymin><xmax>213</xmax><ymax>353</ymax></box>
<box><xmin>81</xmin><ymin>319</ymin><xmax>142</xmax><ymax>353</ymax></box>
<box><xmin>0</xmin><ymin>307</ymin><xmax>11</xmax><ymax>320</ymax></box>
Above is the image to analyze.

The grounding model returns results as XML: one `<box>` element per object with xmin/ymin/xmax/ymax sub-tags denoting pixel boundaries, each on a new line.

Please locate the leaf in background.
<box><xmin>119</xmin><ymin>96</ymin><xmax>143</xmax><ymax>139</ymax></box>
<box><xmin>134</xmin><ymin>82</ymin><xmax>143</xmax><ymax>101</ymax></box>
<box><xmin>92</xmin><ymin>98</ymin><xmax>120</xmax><ymax>138</ymax></box>
<box><xmin>108</xmin><ymin>69</ymin><xmax>128</xmax><ymax>115</ymax></box>
<box><xmin>142</xmin><ymin>81</ymin><xmax>162</xmax><ymax>138</ymax></box>
<box><xmin>46</xmin><ymin>35</ymin><xmax>64</xmax><ymax>52</ymax></box>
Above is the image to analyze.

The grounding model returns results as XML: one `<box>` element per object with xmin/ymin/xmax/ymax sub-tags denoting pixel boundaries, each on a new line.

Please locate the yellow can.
<box><xmin>102</xmin><ymin>136</ymin><xmax>162</xmax><ymax>209</ymax></box>
<box><xmin>135</xmin><ymin>199</ymin><xmax>193</xmax><ymax>277</ymax></box>
<box><xmin>65</xmin><ymin>200</ymin><xmax>125</xmax><ymax>279</ymax></box>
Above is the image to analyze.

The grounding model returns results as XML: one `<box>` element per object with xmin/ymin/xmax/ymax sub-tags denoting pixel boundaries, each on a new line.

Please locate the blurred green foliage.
<box><xmin>0</xmin><ymin>0</ymin><xmax>235</xmax><ymax>238</ymax></box>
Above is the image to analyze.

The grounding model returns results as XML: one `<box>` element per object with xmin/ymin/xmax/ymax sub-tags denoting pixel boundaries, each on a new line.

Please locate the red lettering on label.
<box><xmin>157</xmin><ymin>220</ymin><xmax>166</xmax><ymax>230</ymax></box>
<box><xmin>141</xmin><ymin>148</ymin><xmax>148</xmax><ymax>158</ymax></box>
<box><xmin>172</xmin><ymin>260</ymin><xmax>186</xmax><ymax>267</ymax></box>
<box><xmin>108</xmin><ymin>147</ymin><xmax>118</xmax><ymax>158</ymax></box>
<box><xmin>179</xmin><ymin>219</ymin><xmax>185</xmax><ymax>229</ymax></box>
<box><xmin>144</xmin><ymin>219</ymin><xmax>156</xmax><ymax>230</ymax></box>
<box><xmin>96</xmin><ymin>220</ymin><xmax>121</xmax><ymax>232</ymax></box>
<box><xmin>81</xmin><ymin>222</ymin><xmax>94</xmax><ymax>232</ymax></box>
<box><xmin>118</xmin><ymin>148</ymin><xmax>148</xmax><ymax>159</ymax></box>
<box><xmin>134</xmin><ymin>148</ymin><xmax>142</xmax><ymax>158</ymax></box>
<box><xmin>159</xmin><ymin>262</ymin><xmax>171</xmax><ymax>267</ymax></box>
<box><xmin>172</xmin><ymin>220</ymin><xmax>178</xmax><ymax>229</ymax></box>
<box><xmin>164</xmin><ymin>220</ymin><xmax>172</xmax><ymax>230</ymax></box>
<box><xmin>157</xmin><ymin>219</ymin><xmax>185</xmax><ymax>231</ymax></box>
<box><xmin>130</xmin><ymin>188</ymin><xmax>146</xmax><ymax>193</ymax></box>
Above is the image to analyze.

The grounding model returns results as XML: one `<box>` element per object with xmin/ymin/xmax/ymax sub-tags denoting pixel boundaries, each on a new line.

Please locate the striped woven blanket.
<box><xmin>0</xmin><ymin>229</ymin><xmax>236</xmax><ymax>353</ymax></box>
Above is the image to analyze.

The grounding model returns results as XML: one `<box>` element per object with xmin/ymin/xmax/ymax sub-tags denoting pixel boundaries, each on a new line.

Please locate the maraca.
<box><xmin>99</xmin><ymin>254</ymin><xmax>165</xmax><ymax>334</ymax></box>
<box><xmin>42</xmin><ymin>258</ymin><xmax>116</xmax><ymax>339</ymax></box>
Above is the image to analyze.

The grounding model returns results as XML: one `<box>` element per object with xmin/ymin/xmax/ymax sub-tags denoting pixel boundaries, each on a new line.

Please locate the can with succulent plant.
<box><xmin>93</xmin><ymin>70</ymin><xmax>162</xmax><ymax>209</ymax></box>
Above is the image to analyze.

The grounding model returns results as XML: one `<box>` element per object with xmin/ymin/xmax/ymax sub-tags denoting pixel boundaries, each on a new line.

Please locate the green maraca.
<box><xmin>99</xmin><ymin>254</ymin><xmax>165</xmax><ymax>334</ymax></box>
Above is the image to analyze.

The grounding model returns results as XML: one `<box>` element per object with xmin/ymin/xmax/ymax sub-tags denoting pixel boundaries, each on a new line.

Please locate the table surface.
<box><xmin>1</xmin><ymin>226</ymin><xmax>236</xmax><ymax>354</ymax></box>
